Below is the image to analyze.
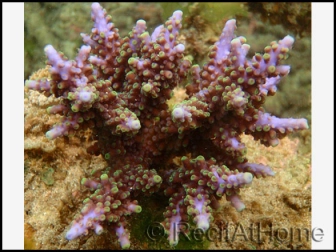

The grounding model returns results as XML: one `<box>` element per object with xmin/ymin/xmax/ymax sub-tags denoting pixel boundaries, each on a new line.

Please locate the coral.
<box><xmin>24</xmin><ymin>3</ymin><xmax>164</xmax><ymax>80</ymax></box>
<box><xmin>164</xmin><ymin>3</ymin><xmax>249</xmax><ymax>66</ymax></box>
<box><xmin>166</xmin><ymin>4</ymin><xmax>311</xmax><ymax>127</ymax></box>
<box><xmin>229</xmin><ymin>16</ymin><xmax>311</xmax><ymax>144</ymax></box>
<box><xmin>25</xmin><ymin>2</ymin><xmax>309</xmax><ymax>249</ymax></box>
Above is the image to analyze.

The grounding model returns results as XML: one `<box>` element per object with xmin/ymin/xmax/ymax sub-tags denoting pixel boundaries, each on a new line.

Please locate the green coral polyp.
<box><xmin>142</xmin><ymin>83</ymin><xmax>152</xmax><ymax>93</ymax></box>
<box><xmin>153</xmin><ymin>175</ymin><xmax>162</xmax><ymax>183</ymax></box>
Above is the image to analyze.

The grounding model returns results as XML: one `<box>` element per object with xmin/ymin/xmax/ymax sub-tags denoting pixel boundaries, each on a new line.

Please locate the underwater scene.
<box><xmin>24</xmin><ymin>3</ymin><xmax>311</xmax><ymax>250</ymax></box>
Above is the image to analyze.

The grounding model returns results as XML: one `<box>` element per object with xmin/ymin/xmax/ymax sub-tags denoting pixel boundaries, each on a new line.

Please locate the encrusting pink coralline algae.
<box><xmin>25</xmin><ymin>2</ymin><xmax>308</xmax><ymax>248</ymax></box>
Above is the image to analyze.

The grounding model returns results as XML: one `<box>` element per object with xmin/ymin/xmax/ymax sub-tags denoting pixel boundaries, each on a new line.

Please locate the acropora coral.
<box><xmin>25</xmin><ymin>2</ymin><xmax>308</xmax><ymax>249</ymax></box>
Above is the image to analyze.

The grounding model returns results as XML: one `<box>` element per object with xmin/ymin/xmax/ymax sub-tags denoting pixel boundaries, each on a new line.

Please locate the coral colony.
<box><xmin>25</xmin><ymin>2</ymin><xmax>308</xmax><ymax>249</ymax></box>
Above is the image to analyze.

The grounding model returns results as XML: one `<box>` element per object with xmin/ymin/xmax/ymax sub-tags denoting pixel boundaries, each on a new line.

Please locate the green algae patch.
<box><xmin>41</xmin><ymin>167</ymin><xmax>55</xmax><ymax>186</ymax></box>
